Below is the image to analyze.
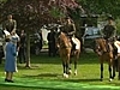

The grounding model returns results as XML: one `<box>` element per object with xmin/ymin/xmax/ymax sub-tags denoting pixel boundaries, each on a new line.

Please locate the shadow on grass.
<box><xmin>31</xmin><ymin>52</ymin><xmax>99</xmax><ymax>65</ymax></box>
<box><xmin>21</xmin><ymin>72</ymin><xmax>101</xmax><ymax>83</ymax></box>
<box><xmin>0</xmin><ymin>76</ymin><xmax>120</xmax><ymax>90</ymax></box>
<box><xmin>1</xmin><ymin>78</ymin><xmax>116</xmax><ymax>90</ymax></box>
<box><xmin>21</xmin><ymin>73</ymin><xmax>101</xmax><ymax>83</ymax></box>
<box><xmin>21</xmin><ymin>73</ymin><xmax>60</xmax><ymax>78</ymax></box>
<box><xmin>17</xmin><ymin>64</ymin><xmax>40</xmax><ymax>70</ymax></box>
<box><xmin>62</xmin><ymin>78</ymin><xmax>100</xmax><ymax>83</ymax></box>
<box><xmin>0</xmin><ymin>84</ymin><xmax>68</xmax><ymax>90</ymax></box>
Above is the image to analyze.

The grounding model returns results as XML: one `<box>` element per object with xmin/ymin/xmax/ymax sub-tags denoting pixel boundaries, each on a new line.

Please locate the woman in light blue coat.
<box><xmin>4</xmin><ymin>37</ymin><xmax>17</xmax><ymax>83</ymax></box>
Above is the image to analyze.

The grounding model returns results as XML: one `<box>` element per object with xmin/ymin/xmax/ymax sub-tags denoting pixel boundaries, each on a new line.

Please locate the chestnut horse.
<box><xmin>56</xmin><ymin>32</ymin><xmax>81</xmax><ymax>78</ymax></box>
<box><xmin>95</xmin><ymin>38</ymin><xmax>116</xmax><ymax>81</ymax></box>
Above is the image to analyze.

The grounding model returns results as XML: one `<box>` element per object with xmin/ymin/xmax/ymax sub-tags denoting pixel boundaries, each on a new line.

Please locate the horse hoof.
<box><xmin>74</xmin><ymin>70</ymin><xmax>77</xmax><ymax>76</ymax></box>
<box><xmin>63</xmin><ymin>73</ymin><xmax>69</xmax><ymax>78</ymax></box>
<box><xmin>118</xmin><ymin>77</ymin><xmax>120</xmax><ymax>80</ymax></box>
<box><xmin>100</xmin><ymin>78</ymin><xmax>103</xmax><ymax>81</ymax></box>
<box><xmin>68</xmin><ymin>70</ymin><xmax>72</xmax><ymax>75</ymax></box>
<box><xmin>112</xmin><ymin>76</ymin><xmax>115</xmax><ymax>79</ymax></box>
<box><xmin>109</xmin><ymin>78</ymin><xmax>113</xmax><ymax>82</ymax></box>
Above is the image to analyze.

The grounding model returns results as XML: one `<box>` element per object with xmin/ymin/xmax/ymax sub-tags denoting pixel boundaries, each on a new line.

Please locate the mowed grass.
<box><xmin>0</xmin><ymin>51</ymin><xmax>120</xmax><ymax>90</ymax></box>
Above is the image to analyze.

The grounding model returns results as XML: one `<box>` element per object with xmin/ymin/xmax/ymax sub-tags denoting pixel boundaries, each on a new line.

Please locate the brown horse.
<box><xmin>95</xmin><ymin>38</ymin><xmax>116</xmax><ymax>81</ymax></box>
<box><xmin>56</xmin><ymin>31</ymin><xmax>81</xmax><ymax>78</ymax></box>
<box><xmin>116</xmin><ymin>53</ymin><xmax>120</xmax><ymax>80</ymax></box>
<box><xmin>114</xmin><ymin>40</ymin><xmax>120</xmax><ymax>80</ymax></box>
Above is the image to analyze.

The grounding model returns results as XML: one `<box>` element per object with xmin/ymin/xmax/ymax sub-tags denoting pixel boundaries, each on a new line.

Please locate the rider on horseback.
<box><xmin>61</xmin><ymin>17</ymin><xmax>76</xmax><ymax>36</ymax></box>
<box><xmin>102</xmin><ymin>16</ymin><xmax>116</xmax><ymax>42</ymax></box>
<box><xmin>102</xmin><ymin>16</ymin><xmax>116</xmax><ymax>51</ymax></box>
<box><xmin>102</xmin><ymin>16</ymin><xmax>120</xmax><ymax>74</ymax></box>
<box><xmin>2</xmin><ymin>14</ymin><xmax>17</xmax><ymax>35</ymax></box>
<box><xmin>61</xmin><ymin>17</ymin><xmax>80</xmax><ymax>50</ymax></box>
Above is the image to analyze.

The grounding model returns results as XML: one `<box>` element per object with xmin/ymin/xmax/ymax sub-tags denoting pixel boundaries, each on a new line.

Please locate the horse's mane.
<box><xmin>96</xmin><ymin>38</ymin><xmax>106</xmax><ymax>49</ymax></box>
<box><xmin>59</xmin><ymin>32</ymin><xmax>72</xmax><ymax>48</ymax></box>
<box><xmin>95</xmin><ymin>38</ymin><xmax>113</xmax><ymax>54</ymax></box>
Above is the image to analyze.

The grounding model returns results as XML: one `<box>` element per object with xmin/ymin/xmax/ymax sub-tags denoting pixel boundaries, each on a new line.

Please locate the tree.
<box><xmin>1</xmin><ymin>0</ymin><xmax>120</xmax><ymax>67</ymax></box>
<box><xmin>79</xmin><ymin>0</ymin><xmax>120</xmax><ymax>35</ymax></box>
<box><xmin>0</xmin><ymin>0</ymin><xmax>84</xmax><ymax>67</ymax></box>
<box><xmin>79</xmin><ymin>0</ymin><xmax>120</xmax><ymax>18</ymax></box>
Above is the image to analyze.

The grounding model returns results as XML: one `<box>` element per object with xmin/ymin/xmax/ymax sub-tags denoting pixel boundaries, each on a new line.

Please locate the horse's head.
<box><xmin>95</xmin><ymin>38</ymin><xmax>108</xmax><ymax>55</ymax></box>
<box><xmin>55</xmin><ymin>24</ymin><xmax>64</xmax><ymax>37</ymax></box>
<box><xmin>0</xmin><ymin>29</ymin><xmax>5</xmax><ymax>37</ymax></box>
<box><xmin>116</xmin><ymin>35</ymin><xmax>120</xmax><ymax>41</ymax></box>
<box><xmin>0</xmin><ymin>29</ymin><xmax>7</xmax><ymax>43</ymax></box>
<box><xmin>101</xmin><ymin>39</ymin><xmax>107</xmax><ymax>51</ymax></box>
<box><xmin>59</xmin><ymin>31</ymin><xmax>72</xmax><ymax>49</ymax></box>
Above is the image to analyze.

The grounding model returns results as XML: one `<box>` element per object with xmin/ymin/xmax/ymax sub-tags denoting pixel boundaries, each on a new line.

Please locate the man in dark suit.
<box><xmin>18</xmin><ymin>30</ymin><xmax>26</xmax><ymax>63</ymax></box>
<box><xmin>47</xmin><ymin>29</ymin><xmax>56</xmax><ymax>57</ymax></box>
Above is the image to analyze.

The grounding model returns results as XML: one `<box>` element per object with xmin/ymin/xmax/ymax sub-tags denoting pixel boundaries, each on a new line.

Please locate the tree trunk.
<box><xmin>25</xmin><ymin>31</ymin><xmax>31</xmax><ymax>68</ymax></box>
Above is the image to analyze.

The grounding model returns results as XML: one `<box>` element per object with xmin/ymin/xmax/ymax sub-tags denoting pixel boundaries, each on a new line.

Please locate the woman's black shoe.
<box><xmin>5</xmin><ymin>79</ymin><xmax>14</xmax><ymax>83</ymax></box>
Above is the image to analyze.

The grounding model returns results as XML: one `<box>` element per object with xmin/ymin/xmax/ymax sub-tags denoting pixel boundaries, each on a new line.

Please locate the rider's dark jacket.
<box><xmin>61</xmin><ymin>23</ymin><xmax>76</xmax><ymax>37</ymax></box>
<box><xmin>102</xmin><ymin>24</ymin><xmax>116</xmax><ymax>41</ymax></box>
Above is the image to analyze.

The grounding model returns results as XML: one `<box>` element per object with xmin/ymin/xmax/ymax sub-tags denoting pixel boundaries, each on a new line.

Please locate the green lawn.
<box><xmin>0</xmin><ymin>52</ymin><xmax>120</xmax><ymax>90</ymax></box>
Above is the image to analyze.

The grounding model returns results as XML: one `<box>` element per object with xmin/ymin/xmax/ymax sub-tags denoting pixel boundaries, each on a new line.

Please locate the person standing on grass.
<box><xmin>47</xmin><ymin>29</ymin><xmax>56</xmax><ymax>57</ymax></box>
<box><xmin>0</xmin><ymin>45</ymin><xmax>4</xmax><ymax>64</ymax></box>
<box><xmin>4</xmin><ymin>36</ymin><xmax>17</xmax><ymax>83</ymax></box>
<box><xmin>18</xmin><ymin>30</ymin><xmax>26</xmax><ymax>63</ymax></box>
<box><xmin>38</xmin><ymin>30</ymin><xmax>43</xmax><ymax>51</ymax></box>
<box><xmin>0</xmin><ymin>33</ymin><xmax>4</xmax><ymax>64</ymax></box>
<box><xmin>11</xmin><ymin>31</ymin><xmax>20</xmax><ymax>57</ymax></box>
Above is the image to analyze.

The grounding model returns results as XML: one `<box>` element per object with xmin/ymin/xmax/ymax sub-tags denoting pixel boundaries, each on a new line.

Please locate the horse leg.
<box><xmin>62</xmin><ymin>56</ymin><xmax>68</xmax><ymax>78</ymax></box>
<box><xmin>66</xmin><ymin>61</ymin><xmax>69</xmax><ymax>74</ymax></box>
<box><xmin>118</xmin><ymin>67</ymin><xmax>120</xmax><ymax>80</ymax></box>
<box><xmin>66</xmin><ymin>54</ymin><xmax>71</xmax><ymax>75</ymax></box>
<box><xmin>74</xmin><ymin>55</ymin><xmax>78</xmax><ymax>75</ymax></box>
<box><xmin>112</xmin><ymin>60</ymin><xmax>116</xmax><ymax>79</ymax></box>
<box><xmin>118</xmin><ymin>57</ymin><xmax>120</xmax><ymax>80</ymax></box>
<box><xmin>74</xmin><ymin>60</ymin><xmax>77</xmax><ymax>75</ymax></box>
<box><xmin>68</xmin><ymin>59</ymin><xmax>72</xmax><ymax>74</ymax></box>
<box><xmin>100</xmin><ymin>63</ymin><xmax>103</xmax><ymax>81</ymax></box>
<box><xmin>74</xmin><ymin>51</ymin><xmax>80</xmax><ymax>75</ymax></box>
<box><xmin>62</xmin><ymin>61</ymin><xmax>66</xmax><ymax>74</ymax></box>
<box><xmin>118</xmin><ymin>72</ymin><xmax>120</xmax><ymax>80</ymax></box>
<box><xmin>108</xmin><ymin>61</ymin><xmax>113</xmax><ymax>81</ymax></box>
<box><xmin>62</xmin><ymin>61</ymin><xmax>68</xmax><ymax>78</ymax></box>
<box><xmin>99</xmin><ymin>57</ymin><xmax>104</xmax><ymax>81</ymax></box>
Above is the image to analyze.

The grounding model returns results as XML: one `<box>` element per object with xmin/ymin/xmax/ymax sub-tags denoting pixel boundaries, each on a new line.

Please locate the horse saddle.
<box><xmin>72</xmin><ymin>37</ymin><xmax>80</xmax><ymax>50</ymax></box>
<box><xmin>71</xmin><ymin>40</ymin><xmax>76</xmax><ymax>51</ymax></box>
<box><xmin>106</xmin><ymin>41</ymin><xmax>113</xmax><ymax>52</ymax></box>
